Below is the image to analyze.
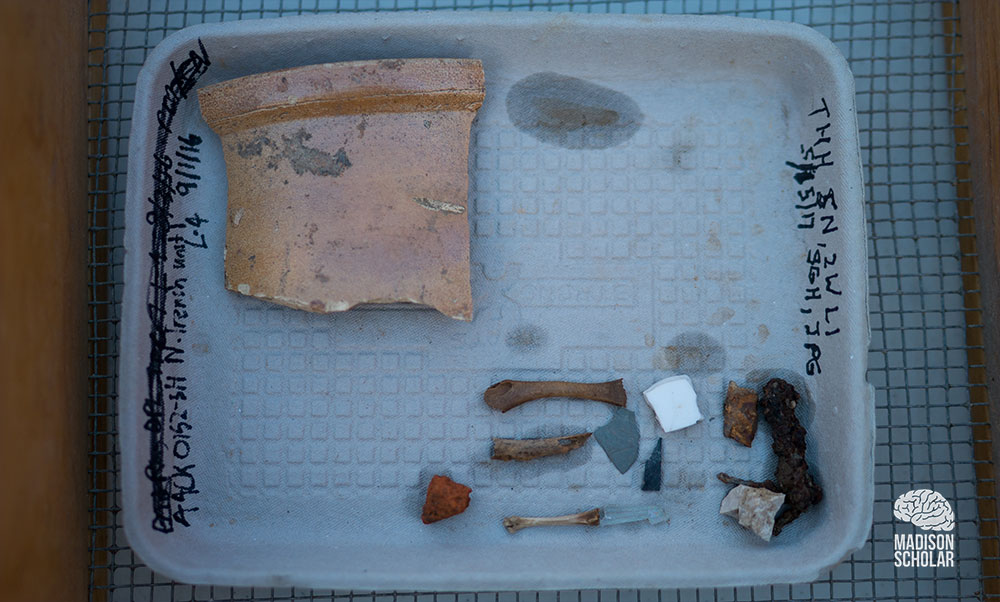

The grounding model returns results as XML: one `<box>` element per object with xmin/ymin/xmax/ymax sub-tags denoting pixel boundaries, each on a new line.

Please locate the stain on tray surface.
<box><xmin>707</xmin><ymin>307</ymin><xmax>735</xmax><ymax>325</ymax></box>
<box><xmin>506</xmin><ymin>72</ymin><xmax>642</xmax><ymax>149</ymax></box>
<box><xmin>505</xmin><ymin>324</ymin><xmax>548</xmax><ymax>352</ymax></box>
<box><xmin>653</xmin><ymin>332</ymin><xmax>726</xmax><ymax>373</ymax></box>
<box><xmin>670</xmin><ymin>143</ymin><xmax>695</xmax><ymax>169</ymax></box>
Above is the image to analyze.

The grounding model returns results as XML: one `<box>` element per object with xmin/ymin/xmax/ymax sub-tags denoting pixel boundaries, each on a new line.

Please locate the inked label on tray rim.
<box><xmin>144</xmin><ymin>39</ymin><xmax>210</xmax><ymax>534</ymax></box>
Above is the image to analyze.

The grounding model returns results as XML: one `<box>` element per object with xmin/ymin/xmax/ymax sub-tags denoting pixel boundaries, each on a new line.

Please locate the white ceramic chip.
<box><xmin>642</xmin><ymin>375</ymin><xmax>703</xmax><ymax>434</ymax></box>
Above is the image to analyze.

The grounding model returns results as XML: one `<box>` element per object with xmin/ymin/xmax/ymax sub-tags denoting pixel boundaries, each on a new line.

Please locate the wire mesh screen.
<box><xmin>86</xmin><ymin>0</ymin><xmax>994</xmax><ymax>600</ymax></box>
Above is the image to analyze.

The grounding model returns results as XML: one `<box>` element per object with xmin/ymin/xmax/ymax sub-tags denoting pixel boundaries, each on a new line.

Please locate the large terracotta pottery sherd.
<box><xmin>198</xmin><ymin>58</ymin><xmax>485</xmax><ymax>320</ymax></box>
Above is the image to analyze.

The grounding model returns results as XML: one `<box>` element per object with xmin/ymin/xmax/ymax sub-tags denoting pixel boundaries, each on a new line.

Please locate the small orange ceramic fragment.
<box><xmin>198</xmin><ymin>59</ymin><xmax>485</xmax><ymax>320</ymax></box>
<box><xmin>421</xmin><ymin>475</ymin><xmax>472</xmax><ymax>524</ymax></box>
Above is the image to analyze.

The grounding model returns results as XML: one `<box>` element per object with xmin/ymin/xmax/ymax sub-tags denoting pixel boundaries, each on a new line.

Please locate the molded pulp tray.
<box><xmin>121</xmin><ymin>12</ymin><xmax>873</xmax><ymax>591</ymax></box>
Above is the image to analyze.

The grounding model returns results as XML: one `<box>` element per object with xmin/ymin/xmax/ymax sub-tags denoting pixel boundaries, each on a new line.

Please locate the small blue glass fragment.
<box><xmin>594</xmin><ymin>407</ymin><xmax>640</xmax><ymax>473</ymax></box>
<box><xmin>641</xmin><ymin>438</ymin><xmax>663</xmax><ymax>491</ymax></box>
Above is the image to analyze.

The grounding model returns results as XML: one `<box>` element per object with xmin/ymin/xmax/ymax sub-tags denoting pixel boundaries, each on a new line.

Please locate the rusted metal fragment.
<box><xmin>717</xmin><ymin>472</ymin><xmax>780</xmax><ymax>493</ymax></box>
<box><xmin>484</xmin><ymin>379</ymin><xmax>627</xmax><ymax>413</ymax></box>
<box><xmin>759</xmin><ymin>378</ymin><xmax>823</xmax><ymax>535</ymax></box>
<box><xmin>198</xmin><ymin>59</ymin><xmax>485</xmax><ymax>320</ymax></box>
<box><xmin>491</xmin><ymin>433</ymin><xmax>591</xmax><ymax>461</ymax></box>
<box><xmin>723</xmin><ymin>381</ymin><xmax>758</xmax><ymax>447</ymax></box>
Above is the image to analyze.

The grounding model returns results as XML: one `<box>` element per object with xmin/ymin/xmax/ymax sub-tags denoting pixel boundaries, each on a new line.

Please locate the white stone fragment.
<box><xmin>719</xmin><ymin>485</ymin><xmax>786</xmax><ymax>542</ymax></box>
<box><xmin>642</xmin><ymin>375</ymin><xmax>702</xmax><ymax>433</ymax></box>
<box><xmin>719</xmin><ymin>485</ymin><xmax>745</xmax><ymax>519</ymax></box>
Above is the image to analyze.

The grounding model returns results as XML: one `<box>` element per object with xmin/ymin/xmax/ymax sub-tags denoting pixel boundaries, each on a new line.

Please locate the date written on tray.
<box><xmin>144</xmin><ymin>40</ymin><xmax>211</xmax><ymax>533</ymax></box>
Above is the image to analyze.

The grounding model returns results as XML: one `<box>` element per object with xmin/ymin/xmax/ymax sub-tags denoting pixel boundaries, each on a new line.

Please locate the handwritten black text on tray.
<box><xmin>145</xmin><ymin>40</ymin><xmax>210</xmax><ymax>534</ymax></box>
<box><xmin>786</xmin><ymin>97</ymin><xmax>842</xmax><ymax>377</ymax></box>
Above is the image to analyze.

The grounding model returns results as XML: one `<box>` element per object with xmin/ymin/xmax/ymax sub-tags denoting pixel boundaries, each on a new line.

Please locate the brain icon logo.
<box><xmin>893</xmin><ymin>489</ymin><xmax>955</xmax><ymax>531</ymax></box>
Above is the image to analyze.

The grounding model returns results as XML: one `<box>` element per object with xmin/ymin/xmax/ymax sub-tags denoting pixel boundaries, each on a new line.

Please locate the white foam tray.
<box><xmin>121</xmin><ymin>12</ymin><xmax>873</xmax><ymax>591</ymax></box>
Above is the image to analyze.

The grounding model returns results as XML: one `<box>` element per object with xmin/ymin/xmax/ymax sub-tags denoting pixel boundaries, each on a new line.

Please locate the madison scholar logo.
<box><xmin>893</xmin><ymin>489</ymin><xmax>955</xmax><ymax>568</ymax></box>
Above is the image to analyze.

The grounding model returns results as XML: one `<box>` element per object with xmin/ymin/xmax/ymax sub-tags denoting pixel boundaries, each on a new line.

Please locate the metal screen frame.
<box><xmin>87</xmin><ymin>1</ymin><xmax>996</xmax><ymax>600</ymax></box>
